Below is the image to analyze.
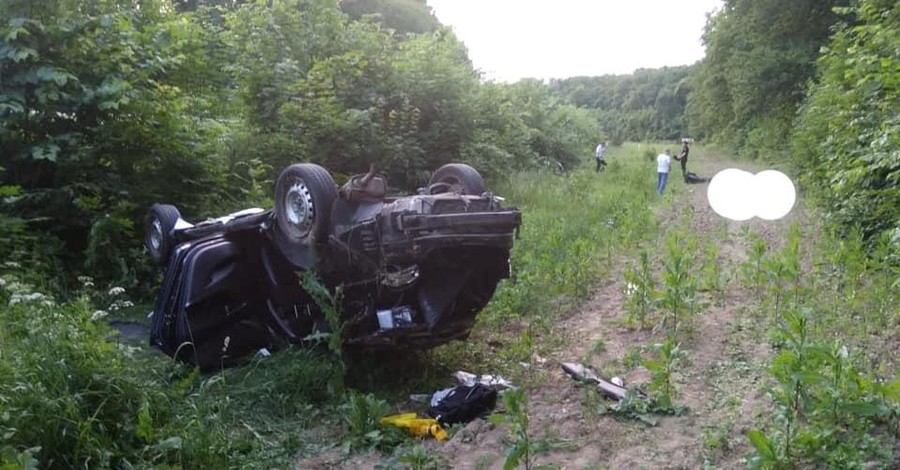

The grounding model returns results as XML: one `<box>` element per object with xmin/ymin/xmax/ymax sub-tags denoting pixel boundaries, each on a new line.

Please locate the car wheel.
<box><xmin>429</xmin><ymin>163</ymin><xmax>486</xmax><ymax>195</ymax></box>
<box><xmin>273</xmin><ymin>163</ymin><xmax>337</xmax><ymax>246</ymax></box>
<box><xmin>146</xmin><ymin>204</ymin><xmax>181</xmax><ymax>266</ymax></box>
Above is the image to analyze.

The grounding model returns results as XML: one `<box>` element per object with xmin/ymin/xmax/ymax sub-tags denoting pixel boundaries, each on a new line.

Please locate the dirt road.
<box><xmin>428</xmin><ymin>156</ymin><xmax>796</xmax><ymax>470</ymax></box>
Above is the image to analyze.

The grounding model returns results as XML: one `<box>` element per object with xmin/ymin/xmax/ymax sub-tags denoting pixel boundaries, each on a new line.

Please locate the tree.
<box><xmin>792</xmin><ymin>0</ymin><xmax>900</xmax><ymax>245</ymax></box>
<box><xmin>551</xmin><ymin>66</ymin><xmax>693</xmax><ymax>143</ymax></box>
<box><xmin>0</xmin><ymin>0</ymin><xmax>228</xmax><ymax>287</ymax></box>
<box><xmin>687</xmin><ymin>0</ymin><xmax>847</xmax><ymax>159</ymax></box>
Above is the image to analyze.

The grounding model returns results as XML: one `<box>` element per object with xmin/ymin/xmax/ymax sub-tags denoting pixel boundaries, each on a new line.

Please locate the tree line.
<box><xmin>1</xmin><ymin>0</ymin><xmax>896</xmax><ymax>292</ymax></box>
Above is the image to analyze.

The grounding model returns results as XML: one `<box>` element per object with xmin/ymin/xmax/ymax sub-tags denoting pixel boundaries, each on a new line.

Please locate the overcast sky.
<box><xmin>427</xmin><ymin>0</ymin><xmax>723</xmax><ymax>82</ymax></box>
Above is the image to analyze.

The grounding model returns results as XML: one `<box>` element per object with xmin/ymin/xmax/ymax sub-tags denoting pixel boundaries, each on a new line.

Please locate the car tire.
<box><xmin>273</xmin><ymin>163</ymin><xmax>337</xmax><ymax>246</ymax></box>
<box><xmin>146</xmin><ymin>204</ymin><xmax>181</xmax><ymax>266</ymax></box>
<box><xmin>429</xmin><ymin>163</ymin><xmax>486</xmax><ymax>195</ymax></box>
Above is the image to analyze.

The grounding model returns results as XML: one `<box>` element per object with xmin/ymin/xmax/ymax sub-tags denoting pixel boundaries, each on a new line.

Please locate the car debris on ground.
<box><xmin>561</xmin><ymin>362</ymin><xmax>647</xmax><ymax>400</ymax></box>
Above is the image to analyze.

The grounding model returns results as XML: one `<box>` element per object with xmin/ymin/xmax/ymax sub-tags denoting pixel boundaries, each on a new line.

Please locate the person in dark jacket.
<box><xmin>674</xmin><ymin>138</ymin><xmax>690</xmax><ymax>180</ymax></box>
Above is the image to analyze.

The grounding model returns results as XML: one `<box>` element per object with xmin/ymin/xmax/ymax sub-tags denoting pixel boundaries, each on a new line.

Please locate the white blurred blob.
<box><xmin>754</xmin><ymin>170</ymin><xmax>796</xmax><ymax>220</ymax></box>
<box><xmin>707</xmin><ymin>169</ymin><xmax>756</xmax><ymax>221</ymax></box>
<box><xmin>707</xmin><ymin>169</ymin><xmax>796</xmax><ymax>221</ymax></box>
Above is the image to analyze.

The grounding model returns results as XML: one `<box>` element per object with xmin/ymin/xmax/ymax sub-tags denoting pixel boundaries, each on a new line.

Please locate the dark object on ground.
<box><xmin>561</xmin><ymin>362</ymin><xmax>647</xmax><ymax>401</ymax></box>
<box><xmin>428</xmin><ymin>383</ymin><xmax>498</xmax><ymax>426</ymax></box>
<box><xmin>144</xmin><ymin>163</ymin><xmax>521</xmax><ymax>370</ymax></box>
<box><xmin>684</xmin><ymin>172</ymin><xmax>710</xmax><ymax>184</ymax></box>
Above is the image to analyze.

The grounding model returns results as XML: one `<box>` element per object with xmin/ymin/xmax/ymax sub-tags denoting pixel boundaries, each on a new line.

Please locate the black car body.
<box><xmin>145</xmin><ymin>163</ymin><xmax>521</xmax><ymax>369</ymax></box>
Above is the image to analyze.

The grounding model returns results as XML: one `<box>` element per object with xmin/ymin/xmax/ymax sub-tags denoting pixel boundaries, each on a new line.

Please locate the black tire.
<box><xmin>273</xmin><ymin>163</ymin><xmax>337</xmax><ymax>246</ymax></box>
<box><xmin>146</xmin><ymin>204</ymin><xmax>181</xmax><ymax>266</ymax></box>
<box><xmin>429</xmin><ymin>163</ymin><xmax>486</xmax><ymax>195</ymax></box>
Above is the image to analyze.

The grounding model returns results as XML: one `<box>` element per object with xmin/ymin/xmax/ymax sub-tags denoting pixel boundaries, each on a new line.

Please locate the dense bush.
<box><xmin>792</xmin><ymin>0</ymin><xmax>900</xmax><ymax>247</ymax></box>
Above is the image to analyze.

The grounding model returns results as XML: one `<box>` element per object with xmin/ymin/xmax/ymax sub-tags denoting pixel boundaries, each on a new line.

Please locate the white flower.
<box><xmin>9</xmin><ymin>292</ymin><xmax>48</xmax><ymax>305</ymax></box>
<box><xmin>837</xmin><ymin>345</ymin><xmax>849</xmax><ymax>359</ymax></box>
<box><xmin>90</xmin><ymin>310</ymin><xmax>109</xmax><ymax>321</ymax></box>
<box><xmin>3</xmin><ymin>261</ymin><xmax>21</xmax><ymax>268</ymax></box>
<box><xmin>108</xmin><ymin>287</ymin><xmax>126</xmax><ymax>297</ymax></box>
<box><xmin>221</xmin><ymin>336</ymin><xmax>231</xmax><ymax>353</ymax></box>
<box><xmin>623</xmin><ymin>282</ymin><xmax>638</xmax><ymax>297</ymax></box>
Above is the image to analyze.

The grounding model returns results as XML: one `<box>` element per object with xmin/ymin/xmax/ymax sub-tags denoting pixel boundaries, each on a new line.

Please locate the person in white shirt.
<box><xmin>595</xmin><ymin>142</ymin><xmax>607</xmax><ymax>172</ymax></box>
<box><xmin>656</xmin><ymin>150</ymin><xmax>672</xmax><ymax>195</ymax></box>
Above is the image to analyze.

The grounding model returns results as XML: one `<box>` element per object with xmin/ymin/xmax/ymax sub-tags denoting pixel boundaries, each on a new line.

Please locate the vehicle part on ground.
<box><xmin>561</xmin><ymin>362</ymin><xmax>645</xmax><ymax>401</ymax></box>
<box><xmin>428</xmin><ymin>163</ymin><xmax>487</xmax><ymax>195</ymax></box>
<box><xmin>145</xmin><ymin>163</ymin><xmax>521</xmax><ymax>370</ymax></box>
<box><xmin>145</xmin><ymin>204</ymin><xmax>181</xmax><ymax>266</ymax></box>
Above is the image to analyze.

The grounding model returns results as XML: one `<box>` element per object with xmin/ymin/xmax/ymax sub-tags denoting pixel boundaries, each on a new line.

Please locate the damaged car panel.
<box><xmin>146</xmin><ymin>163</ymin><xmax>521</xmax><ymax>369</ymax></box>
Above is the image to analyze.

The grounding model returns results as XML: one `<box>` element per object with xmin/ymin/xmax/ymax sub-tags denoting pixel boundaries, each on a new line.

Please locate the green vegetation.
<box><xmin>0</xmin><ymin>0</ymin><xmax>897</xmax><ymax>468</ymax></box>
<box><xmin>687</xmin><ymin>0</ymin><xmax>847</xmax><ymax>160</ymax></box>
<box><xmin>742</xmin><ymin>224</ymin><xmax>899</xmax><ymax>469</ymax></box>
<box><xmin>792</xmin><ymin>0</ymin><xmax>900</xmax><ymax>247</ymax></box>
<box><xmin>552</xmin><ymin>66</ymin><xmax>693</xmax><ymax>144</ymax></box>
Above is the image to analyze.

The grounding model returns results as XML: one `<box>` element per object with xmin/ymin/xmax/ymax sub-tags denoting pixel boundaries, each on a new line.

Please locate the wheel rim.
<box><xmin>441</xmin><ymin>176</ymin><xmax>463</xmax><ymax>193</ymax></box>
<box><xmin>149</xmin><ymin>218</ymin><xmax>163</xmax><ymax>253</ymax></box>
<box><xmin>284</xmin><ymin>179</ymin><xmax>315</xmax><ymax>237</ymax></box>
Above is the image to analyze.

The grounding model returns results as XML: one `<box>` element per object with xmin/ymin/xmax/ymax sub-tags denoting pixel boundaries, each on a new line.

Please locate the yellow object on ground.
<box><xmin>380</xmin><ymin>413</ymin><xmax>448</xmax><ymax>441</ymax></box>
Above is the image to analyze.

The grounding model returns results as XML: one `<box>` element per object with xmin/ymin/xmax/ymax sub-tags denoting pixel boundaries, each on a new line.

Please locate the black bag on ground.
<box><xmin>428</xmin><ymin>384</ymin><xmax>498</xmax><ymax>426</ymax></box>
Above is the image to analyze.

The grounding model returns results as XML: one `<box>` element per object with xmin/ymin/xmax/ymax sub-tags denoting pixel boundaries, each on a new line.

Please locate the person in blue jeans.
<box><xmin>656</xmin><ymin>150</ymin><xmax>672</xmax><ymax>195</ymax></box>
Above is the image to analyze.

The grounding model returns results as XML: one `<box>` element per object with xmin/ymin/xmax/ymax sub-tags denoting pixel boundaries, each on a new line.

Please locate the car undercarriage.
<box><xmin>145</xmin><ymin>163</ymin><xmax>521</xmax><ymax>369</ymax></box>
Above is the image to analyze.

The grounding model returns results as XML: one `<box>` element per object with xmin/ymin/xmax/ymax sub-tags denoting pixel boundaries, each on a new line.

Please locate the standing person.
<box><xmin>595</xmin><ymin>141</ymin><xmax>607</xmax><ymax>172</ymax></box>
<box><xmin>656</xmin><ymin>149</ymin><xmax>672</xmax><ymax>195</ymax></box>
<box><xmin>674</xmin><ymin>138</ymin><xmax>690</xmax><ymax>180</ymax></box>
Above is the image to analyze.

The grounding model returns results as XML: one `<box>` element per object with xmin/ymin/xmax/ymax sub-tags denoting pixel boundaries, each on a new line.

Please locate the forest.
<box><xmin>0</xmin><ymin>0</ymin><xmax>897</xmax><ymax>468</ymax></box>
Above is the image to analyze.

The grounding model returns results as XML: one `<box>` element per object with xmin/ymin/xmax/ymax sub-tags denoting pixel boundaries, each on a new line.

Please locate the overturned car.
<box><xmin>145</xmin><ymin>163</ymin><xmax>521</xmax><ymax>369</ymax></box>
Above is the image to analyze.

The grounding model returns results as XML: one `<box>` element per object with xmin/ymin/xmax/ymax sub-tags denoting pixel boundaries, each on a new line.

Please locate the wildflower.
<box><xmin>3</xmin><ymin>261</ymin><xmax>21</xmax><ymax>268</ymax></box>
<box><xmin>222</xmin><ymin>336</ymin><xmax>231</xmax><ymax>353</ymax></box>
<box><xmin>9</xmin><ymin>292</ymin><xmax>48</xmax><ymax>305</ymax></box>
<box><xmin>90</xmin><ymin>310</ymin><xmax>109</xmax><ymax>321</ymax></box>
<box><xmin>108</xmin><ymin>287</ymin><xmax>126</xmax><ymax>296</ymax></box>
<box><xmin>623</xmin><ymin>282</ymin><xmax>638</xmax><ymax>297</ymax></box>
<box><xmin>78</xmin><ymin>276</ymin><xmax>95</xmax><ymax>288</ymax></box>
<box><xmin>837</xmin><ymin>345</ymin><xmax>849</xmax><ymax>359</ymax></box>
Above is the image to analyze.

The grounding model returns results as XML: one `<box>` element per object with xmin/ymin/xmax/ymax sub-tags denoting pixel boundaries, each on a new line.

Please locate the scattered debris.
<box><xmin>561</xmin><ymin>362</ymin><xmax>646</xmax><ymax>401</ymax></box>
<box><xmin>453</xmin><ymin>370</ymin><xmax>516</xmax><ymax>391</ymax></box>
<box><xmin>380</xmin><ymin>413</ymin><xmax>448</xmax><ymax>441</ymax></box>
<box><xmin>429</xmin><ymin>383</ymin><xmax>498</xmax><ymax>426</ymax></box>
